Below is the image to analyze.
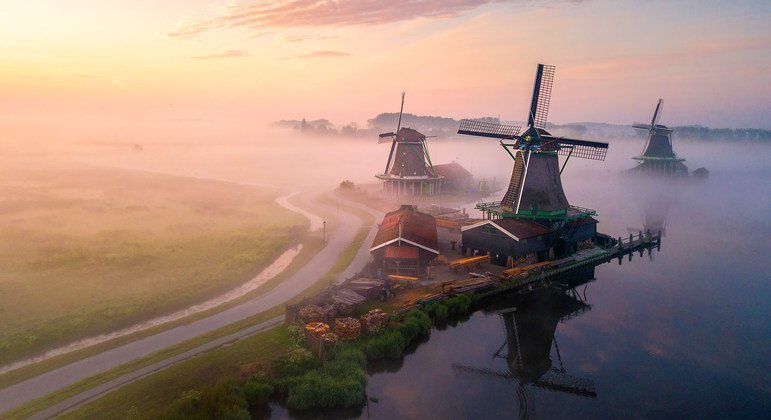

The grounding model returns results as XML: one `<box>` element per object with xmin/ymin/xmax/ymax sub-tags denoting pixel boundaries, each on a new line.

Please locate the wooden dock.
<box><xmin>412</xmin><ymin>231</ymin><xmax>662</xmax><ymax>306</ymax></box>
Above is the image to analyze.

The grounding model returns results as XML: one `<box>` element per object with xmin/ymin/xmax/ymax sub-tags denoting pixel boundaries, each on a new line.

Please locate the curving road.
<box><xmin>0</xmin><ymin>192</ymin><xmax>383</xmax><ymax>417</ymax></box>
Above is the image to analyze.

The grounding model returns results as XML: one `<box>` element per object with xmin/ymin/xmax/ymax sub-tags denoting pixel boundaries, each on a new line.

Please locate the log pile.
<box><xmin>334</xmin><ymin>317</ymin><xmax>362</xmax><ymax>340</ymax></box>
<box><xmin>299</xmin><ymin>305</ymin><xmax>325</xmax><ymax>323</ymax></box>
<box><xmin>360</xmin><ymin>309</ymin><xmax>389</xmax><ymax>334</ymax></box>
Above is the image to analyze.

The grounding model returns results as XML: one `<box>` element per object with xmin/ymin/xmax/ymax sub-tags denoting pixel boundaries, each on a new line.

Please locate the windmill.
<box><xmin>629</xmin><ymin>99</ymin><xmax>688</xmax><ymax>176</ymax></box>
<box><xmin>458</xmin><ymin>64</ymin><xmax>608</xmax><ymax>221</ymax></box>
<box><xmin>376</xmin><ymin>93</ymin><xmax>443</xmax><ymax>196</ymax></box>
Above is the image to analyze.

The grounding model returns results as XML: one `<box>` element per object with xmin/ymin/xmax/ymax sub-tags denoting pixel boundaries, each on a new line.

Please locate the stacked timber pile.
<box><xmin>334</xmin><ymin>317</ymin><xmax>362</xmax><ymax>340</ymax></box>
<box><xmin>360</xmin><ymin>309</ymin><xmax>389</xmax><ymax>334</ymax></box>
<box><xmin>448</xmin><ymin>255</ymin><xmax>490</xmax><ymax>271</ymax></box>
<box><xmin>331</xmin><ymin>288</ymin><xmax>366</xmax><ymax>306</ymax></box>
<box><xmin>442</xmin><ymin>276</ymin><xmax>494</xmax><ymax>294</ymax></box>
<box><xmin>299</xmin><ymin>305</ymin><xmax>325</xmax><ymax>323</ymax></box>
<box><xmin>299</xmin><ymin>302</ymin><xmax>355</xmax><ymax>323</ymax></box>
<box><xmin>347</xmin><ymin>279</ymin><xmax>382</xmax><ymax>298</ymax></box>
<box><xmin>322</xmin><ymin>302</ymin><xmax>353</xmax><ymax>319</ymax></box>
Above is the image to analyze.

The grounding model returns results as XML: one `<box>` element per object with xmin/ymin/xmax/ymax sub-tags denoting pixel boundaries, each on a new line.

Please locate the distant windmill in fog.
<box><xmin>628</xmin><ymin>99</ymin><xmax>689</xmax><ymax>176</ymax></box>
<box><xmin>376</xmin><ymin>93</ymin><xmax>443</xmax><ymax>196</ymax></box>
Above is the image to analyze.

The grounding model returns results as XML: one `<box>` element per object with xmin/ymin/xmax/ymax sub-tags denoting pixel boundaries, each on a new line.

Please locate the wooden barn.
<box><xmin>433</xmin><ymin>161</ymin><xmax>473</xmax><ymax>191</ymax></box>
<box><xmin>370</xmin><ymin>205</ymin><xmax>439</xmax><ymax>277</ymax></box>
<box><xmin>461</xmin><ymin>217</ymin><xmax>597</xmax><ymax>267</ymax></box>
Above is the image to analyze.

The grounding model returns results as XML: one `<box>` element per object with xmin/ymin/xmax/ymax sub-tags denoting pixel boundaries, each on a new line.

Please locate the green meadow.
<box><xmin>0</xmin><ymin>163</ymin><xmax>306</xmax><ymax>366</ymax></box>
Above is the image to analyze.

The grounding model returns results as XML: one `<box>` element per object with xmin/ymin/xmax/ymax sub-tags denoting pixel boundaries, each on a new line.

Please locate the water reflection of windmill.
<box><xmin>627</xmin><ymin>198</ymin><xmax>672</xmax><ymax>239</ymax></box>
<box><xmin>376</xmin><ymin>93</ymin><xmax>443</xmax><ymax>196</ymax></box>
<box><xmin>628</xmin><ymin>99</ymin><xmax>688</xmax><ymax>176</ymax></box>
<box><xmin>454</xmin><ymin>286</ymin><xmax>596</xmax><ymax>419</ymax></box>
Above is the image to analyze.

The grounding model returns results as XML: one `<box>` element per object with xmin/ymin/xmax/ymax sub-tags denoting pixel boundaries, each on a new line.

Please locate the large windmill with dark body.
<box><xmin>376</xmin><ymin>93</ymin><xmax>443</xmax><ymax>196</ymax></box>
<box><xmin>458</xmin><ymin>64</ymin><xmax>608</xmax><ymax>221</ymax></box>
<box><xmin>458</xmin><ymin>64</ymin><xmax>608</xmax><ymax>263</ymax></box>
<box><xmin>628</xmin><ymin>99</ymin><xmax>688</xmax><ymax>176</ymax></box>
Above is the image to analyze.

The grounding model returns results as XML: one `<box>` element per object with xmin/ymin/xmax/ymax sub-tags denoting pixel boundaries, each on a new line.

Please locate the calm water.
<box><xmin>269</xmin><ymin>141</ymin><xmax>771</xmax><ymax>419</ymax></box>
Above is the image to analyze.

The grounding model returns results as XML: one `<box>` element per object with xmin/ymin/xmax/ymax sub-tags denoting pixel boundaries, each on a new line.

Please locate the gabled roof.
<box><xmin>461</xmin><ymin>218</ymin><xmax>550</xmax><ymax>241</ymax></box>
<box><xmin>433</xmin><ymin>161</ymin><xmax>472</xmax><ymax>180</ymax></box>
<box><xmin>370</xmin><ymin>205</ymin><xmax>439</xmax><ymax>254</ymax></box>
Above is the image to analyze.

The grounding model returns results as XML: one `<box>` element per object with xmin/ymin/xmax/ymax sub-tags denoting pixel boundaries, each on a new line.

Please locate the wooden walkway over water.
<box><xmin>406</xmin><ymin>231</ymin><xmax>662</xmax><ymax>309</ymax></box>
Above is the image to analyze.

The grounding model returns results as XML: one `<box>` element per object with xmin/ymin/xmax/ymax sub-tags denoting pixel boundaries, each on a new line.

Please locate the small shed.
<box><xmin>370</xmin><ymin>205</ymin><xmax>439</xmax><ymax>277</ymax></box>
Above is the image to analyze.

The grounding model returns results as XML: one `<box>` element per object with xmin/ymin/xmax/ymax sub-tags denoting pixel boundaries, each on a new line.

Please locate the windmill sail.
<box><xmin>383</xmin><ymin>92</ymin><xmax>406</xmax><ymax>174</ymax></box>
<box><xmin>541</xmin><ymin>136</ymin><xmax>609</xmax><ymax>161</ymax></box>
<box><xmin>457</xmin><ymin>63</ymin><xmax>607</xmax><ymax>220</ymax></box>
<box><xmin>458</xmin><ymin>119</ymin><xmax>521</xmax><ymax>139</ymax></box>
<box><xmin>528</xmin><ymin>64</ymin><xmax>555</xmax><ymax>129</ymax></box>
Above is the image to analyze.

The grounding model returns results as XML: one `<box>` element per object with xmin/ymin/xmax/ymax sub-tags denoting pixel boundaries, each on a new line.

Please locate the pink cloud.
<box><xmin>192</xmin><ymin>50</ymin><xmax>251</xmax><ymax>60</ymax></box>
<box><xmin>297</xmin><ymin>50</ymin><xmax>351</xmax><ymax>58</ymax></box>
<box><xmin>169</xmin><ymin>0</ymin><xmax>587</xmax><ymax>38</ymax></box>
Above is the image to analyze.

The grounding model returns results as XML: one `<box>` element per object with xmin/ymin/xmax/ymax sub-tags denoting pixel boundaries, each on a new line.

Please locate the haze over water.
<box><xmin>265</xmin><ymin>136</ymin><xmax>771</xmax><ymax>419</ymax></box>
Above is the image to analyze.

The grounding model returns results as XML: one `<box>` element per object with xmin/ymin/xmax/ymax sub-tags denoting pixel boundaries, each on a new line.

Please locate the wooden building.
<box><xmin>370</xmin><ymin>205</ymin><xmax>439</xmax><ymax>277</ymax></box>
<box><xmin>461</xmin><ymin>217</ymin><xmax>597</xmax><ymax>266</ymax></box>
<box><xmin>433</xmin><ymin>161</ymin><xmax>473</xmax><ymax>191</ymax></box>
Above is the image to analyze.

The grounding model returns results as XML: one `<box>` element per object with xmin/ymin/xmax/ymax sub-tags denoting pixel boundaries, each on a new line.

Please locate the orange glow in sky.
<box><xmin>1</xmin><ymin>0</ymin><xmax>769</xmax><ymax>128</ymax></box>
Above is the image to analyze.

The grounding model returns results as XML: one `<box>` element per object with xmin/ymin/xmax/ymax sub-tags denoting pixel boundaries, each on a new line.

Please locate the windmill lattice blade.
<box><xmin>379</xmin><ymin>131</ymin><xmax>396</xmax><ymax>138</ymax></box>
<box><xmin>543</xmin><ymin>136</ymin><xmax>609</xmax><ymax>161</ymax></box>
<box><xmin>535</xmin><ymin>368</ymin><xmax>597</xmax><ymax>398</ymax></box>
<box><xmin>632</xmin><ymin>123</ymin><xmax>652</xmax><ymax>130</ymax></box>
<box><xmin>529</xmin><ymin>64</ymin><xmax>555</xmax><ymax>129</ymax></box>
<box><xmin>651</xmin><ymin>98</ymin><xmax>663</xmax><ymax>127</ymax></box>
<box><xmin>458</xmin><ymin>119</ymin><xmax>521</xmax><ymax>139</ymax></box>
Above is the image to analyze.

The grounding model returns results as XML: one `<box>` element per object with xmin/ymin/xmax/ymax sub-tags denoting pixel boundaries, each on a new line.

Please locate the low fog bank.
<box><xmin>1</xmin><ymin>118</ymin><xmax>768</xmax><ymax>231</ymax></box>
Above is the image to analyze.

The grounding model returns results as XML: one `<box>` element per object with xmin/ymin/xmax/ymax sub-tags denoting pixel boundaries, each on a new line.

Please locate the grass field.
<box><xmin>0</xmin><ymin>162</ymin><xmax>306</xmax><ymax>366</ymax></box>
<box><xmin>48</xmin><ymin>193</ymin><xmax>375</xmax><ymax>419</ymax></box>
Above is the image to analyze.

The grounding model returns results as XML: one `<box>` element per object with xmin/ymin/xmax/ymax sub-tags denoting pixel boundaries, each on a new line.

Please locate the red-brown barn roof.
<box><xmin>433</xmin><ymin>161</ymin><xmax>472</xmax><ymax>180</ymax></box>
<box><xmin>370</xmin><ymin>205</ymin><xmax>439</xmax><ymax>254</ymax></box>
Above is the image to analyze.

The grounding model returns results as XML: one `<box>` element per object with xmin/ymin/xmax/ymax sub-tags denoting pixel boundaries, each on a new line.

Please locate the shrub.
<box><xmin>431</xmin><ymin>304</ymin><xmax>449</xmax><ymax>322</ymax></box>
<box><xmin>333</xmin><ymin>346</ymin><xmax>367</xmax><ymax>368</ymax></box>
<box><xmin>365</xmin><ymin>330</ymin><xmax>406</xmax><ymax>360</ymax></box>
<box><xmin>401</xmin><ymin>310</ymin><xmax>431</xmax><ymax>337</ymax></box>
<box><xmin>273</xmin><ymin>347</ymin><xmax>318</xmax><ymax>377</ymax></box>
<box><xmin>285</xmin><ymin>360</ymin><xmax>366</xmax><ymax>409</ymax></box>
<box><xmin>243</xmin><ymin>379</ymin><xmax>274</xmax><ymax>406</ymax></box>
<box><xmin>444</xmin><ymin>295</ymin><xmax>472</xmax><ymax>316</ymax></box>
<box><xmin>163</xmin><ymin>379</ymin><xmax>249</xmax><ymax>420</ymax></box>
<box><xmin>286</xmin><ymin>325</ymin><xmax>306</xmax><ymax>347</ymax></box>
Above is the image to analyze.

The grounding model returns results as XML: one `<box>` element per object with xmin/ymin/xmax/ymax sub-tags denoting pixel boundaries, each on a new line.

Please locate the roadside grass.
<box><xmin>58</xmin><ymin>326</ymin><xmax>293</xmax><ymax>420</ymax></box>
<box><xmin>2</xmin><ymin>308</ymin><xmax>285</xmax><ymax>420</ymax></box>
<box><xmin>0</xmin><ymin>163</ymin><xmax>306</xmax><ymax>368</ymax></box>
<box><xmin>6</xmin><ymin>192</ymin><xmax>375</xmax><ymax>418</ymax></box>
<box><xmin>0</xmin><ymin>240</ymin><xmax>322</xmax><ymax>390</ymax></box>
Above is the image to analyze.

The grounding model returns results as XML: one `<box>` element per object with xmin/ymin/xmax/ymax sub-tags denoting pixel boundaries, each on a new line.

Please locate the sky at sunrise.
<box><xmin>1</xmin><ymin>0</ymin><xmax>770</xmax><ymax>129</ymax></box>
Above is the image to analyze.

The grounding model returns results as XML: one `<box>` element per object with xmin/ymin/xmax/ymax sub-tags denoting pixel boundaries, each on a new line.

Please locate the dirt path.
<box><xmin>0</xmin><ymin>192</ymin><xmax>381</xmax><ymax>416</ymax></box>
